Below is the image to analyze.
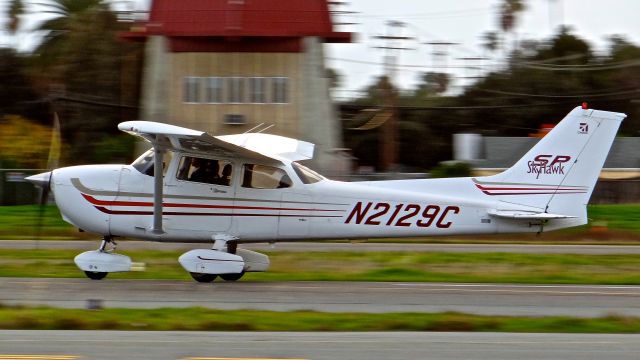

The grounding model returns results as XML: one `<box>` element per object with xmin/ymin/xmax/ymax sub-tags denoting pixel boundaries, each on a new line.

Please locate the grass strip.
<box><xmin>1</xmin><ymin>249</ymin><xmax>640</xmax><ymax>284</ymax></box>
<box><xmin>0</xmin><ymin>204</ymin><xmax>639</xmax><ymax>241</ymax></box>
<box><xmin>0</xmin><ymin>305</ymin><xmax>639</xmax><ymax>333</ymax></box>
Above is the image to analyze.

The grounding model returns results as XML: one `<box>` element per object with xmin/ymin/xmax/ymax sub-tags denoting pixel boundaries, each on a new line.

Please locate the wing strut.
<box><xmin>152</xmin><ymin>136</ymin><xmax>165</xmax><ymax>234</ymax></box>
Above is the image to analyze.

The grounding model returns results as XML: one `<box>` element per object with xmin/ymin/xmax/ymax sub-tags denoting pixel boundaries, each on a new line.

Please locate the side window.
<box><xmin>177</xmin><ymin>156</ymin><xmax>233</xmax><ymax>186</ymax></box>
<box><xmin>242</xmin><ymin>164</ymin><xmax>292</xmax><ymax>189</ymax></box>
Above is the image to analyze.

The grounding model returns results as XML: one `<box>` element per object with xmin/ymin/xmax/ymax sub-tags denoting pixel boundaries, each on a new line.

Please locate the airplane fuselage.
<box><xmin>50</xmin><ymin>157</ymin><xmax>567</xmax><ymax>244</ymax></box>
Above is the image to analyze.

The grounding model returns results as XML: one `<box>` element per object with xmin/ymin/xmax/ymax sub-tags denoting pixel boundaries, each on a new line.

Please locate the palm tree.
<box><xmin>481</xmin><ymin>31</ymin><xmax>499</xmax><ymax>71</ymax></box>
<box><xmin>498</xmin><ymin>0</ymin><xmax>527</xmax><ymax>55</ymax></box>
<box><xmin>7</xmin><ymin>0</ymin><xmax>24</xmax><ymax>34</ymax></box>
<box><xmin>29</xmin><ymin>0</ymin><xmax>142</xmax><ymax>164</ymax></box>
<box><xmin>32</xmin><ymin>0</ymin><xmax>111</xmax><ymax>70</ymax></box>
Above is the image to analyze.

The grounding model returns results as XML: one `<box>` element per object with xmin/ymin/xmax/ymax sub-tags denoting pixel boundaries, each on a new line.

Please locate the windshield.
<box><xmin>132</xmin><ymin>149</ymin><xmax>173</xmax><ymax>176</ymax></box>
<box><xmin>292</xmin><ymin>162</ymin><xmax>325</xmax><ymax>184</ymax></box>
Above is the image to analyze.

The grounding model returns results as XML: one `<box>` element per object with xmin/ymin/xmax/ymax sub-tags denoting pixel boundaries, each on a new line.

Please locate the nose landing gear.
<box><xmin>75</xmin><ymin>236</ymin><xmax>132</xmax><ymax>280</ymax></box>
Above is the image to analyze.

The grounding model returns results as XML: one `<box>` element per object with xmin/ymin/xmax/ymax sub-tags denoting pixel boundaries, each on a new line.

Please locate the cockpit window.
<box><xmin>242</xmin><ymin>164</ymin><xmax>292</xmax><ymax>189</ymax></box>
<box><xmin>292</xmin><ymin>162</ymin><xmax>324</xmax><ymax>184</ymax></box>
<box><xmin>176</xmin><ymin>156</ymin><xmax>233</xmax><ymax>186</ymax></box>
<box><xmin>132</xmin><ymin>149</ymin><xmax>173</xmax><ymax>177</ymax></box>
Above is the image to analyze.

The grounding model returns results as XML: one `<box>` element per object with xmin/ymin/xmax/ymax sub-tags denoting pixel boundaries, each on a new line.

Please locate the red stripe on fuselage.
<box><xmin>475</xmin><ymin>184</ymin><xmax>587</xmax><ymax>195</ymax></box>
<box><xmin>93</xmin><ymin>206</ymin><xmax>343</xmax><ymax>218</ymax></box>
<box><xmin>81</xmin><ymin>193</ymin><xmax>341</xmax><ymax>212</ymax></box>
<box><xmin>475</xmin><ymin>184</ymin><xmax>585</xmax><ymax>191</ymax></box>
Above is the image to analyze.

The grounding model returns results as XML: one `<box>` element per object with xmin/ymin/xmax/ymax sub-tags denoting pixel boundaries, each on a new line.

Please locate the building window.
<box><xmin>271</xmin><ymin>77</ymin><xmax>288</xmax><ymax>104</ymax></box>
<box><xmin>249</xmin><ymin>77</ymin><xmax>266</xmax><ymax>104</ymax></box>
<box><xmin>227</xmin><ymin>77</ymin><xmax>245</xmax><ymax>103</ymax></box>
<box><xmin>183</xmin><ymin>76</ymin><xmax>289</xmax><ymax>104</ymax></box>
<box><xmin>183</xmin><ymin>77</ymin><xmax>201</xmax><ymax>103</ymax></box>
<box><xmin>205</xmin><ymin>77</ymin><xmax>223</xmax><ymax>103</ymax></box>
<box><xmin>224</xmin><ymin>114</ymin><xmax>246</xmax><ymax>125</ymax></box>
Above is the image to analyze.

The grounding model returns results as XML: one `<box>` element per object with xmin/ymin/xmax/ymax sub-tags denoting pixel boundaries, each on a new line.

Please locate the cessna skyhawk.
<box><xmin>27</xmin><ymin>106</ymin><xmax>625</xmax><ymax>282</ymax></box>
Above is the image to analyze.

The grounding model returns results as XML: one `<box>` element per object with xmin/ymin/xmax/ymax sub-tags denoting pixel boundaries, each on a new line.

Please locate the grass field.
<box><xmin>1</xmin><ymin>248</ymin><xmax>640</xmax><ymax>284</ymax></box>
<box><xmin>0</xmin><ymin>203</ymin><xmax>639</xmax><ymax>241</ymax></box>
<box><xmin>1</xmin><ymin>305</ymin><xmax>639</xmax><ymax>333</ymax></box>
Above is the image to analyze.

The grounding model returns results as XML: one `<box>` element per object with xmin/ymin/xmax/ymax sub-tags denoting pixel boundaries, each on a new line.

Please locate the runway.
<box><xmin>1</xmin><ymin>331</ymin><xmax>639</xmax><ymax>360</ymax></box>
<box><xmin>3</xmin><ymin>240</ymin><xmax>640</xmax><ymax>254</ymax></box>
<box><xmin>2</xmin><ymin>278</ymin><xmax>639</xmax><ymax>317</ymax></box>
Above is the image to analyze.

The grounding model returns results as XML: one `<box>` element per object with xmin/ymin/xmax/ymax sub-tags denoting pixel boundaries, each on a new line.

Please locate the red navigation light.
<box><xmin>581</xmin><ymin>102</ymin><xmax>588</xmax><ymax>109</ymax></box>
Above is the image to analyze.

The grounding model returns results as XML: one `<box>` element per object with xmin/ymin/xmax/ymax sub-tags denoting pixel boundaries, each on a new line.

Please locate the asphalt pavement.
<box><xmin>1</xmin><ymin>331</ymin><xmax>639</xmax><ymax>360</ymax></box>
<box><xmin>2</xmin><ymin>278</ymin><xmax>639</xmax><ymax>317</ymax></box>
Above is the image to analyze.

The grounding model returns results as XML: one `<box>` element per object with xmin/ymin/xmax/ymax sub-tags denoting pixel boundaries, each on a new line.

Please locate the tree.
<box><xmin>29</xmin><ymin>0</ymin><xmax>142</xmax><ymax>164</ymax></box>
<box><xmin>482</xmin><ymin>31</ymin><xmax>500</xmax><ymax>54</ymax></box>
<box><xmin>414</xmin><ymin>72</ymin><xmax>450</xmax><ymax>97</ymax></box>
<box><xmin>0</xmin><ymin>115</ymin><xmax>55</xmax><ymax>168</ymax></box>
<box><xmin>497</xmin><ymin>0</ymin><xmax>527</xmax><ymax>55</ymax></box>
<box><xmin>7</xmin><ymin>0</ymin><xmax>24</xmax><ymax>34</ymax></box>
<box><xmin>0</xmin><ymin>49</ymin><xmax>49</xmax><ymax>121</ymax></box>
<box><xmin>499</xmin><ymin>0</ymin><xmax>526</xmax><ymax>34</ymax></box>
<box><xmin>326</xmin><ymin>68</ymin><xmax>342</xmax><ymax>89</ymax></box>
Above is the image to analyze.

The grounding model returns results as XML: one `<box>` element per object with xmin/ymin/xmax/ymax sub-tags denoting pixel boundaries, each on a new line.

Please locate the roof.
<box><xmin>474</xmin><ymin>137</ymin><xmax>640</xmax><ymax>169</ymax></box>
<box><xmin>124</xmin><ymin>0</ymin><xmax>351</xmax><ymax>44</ymax></box>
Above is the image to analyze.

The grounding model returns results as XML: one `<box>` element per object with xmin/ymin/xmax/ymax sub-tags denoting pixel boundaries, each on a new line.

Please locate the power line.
<box><xmin>516</xmin><ymin>58</ymin><xmax>640</xmax><ymax>71</ymax></box>
<box><xmin>476</xmin><ymin>88</ymin><xmax>640</xmax><ymax>99</ymax></box>
<box><xmin>339</xmin><ymin>97</ymin><xmax>636</xmax><ymax>111</ymax></box>
<box><xmin>327</xmin><ymin>57</ymin><xmax>491</xmax><ymax>70</ymax></box>
<box><xmin>356</xmin><ymin>6</ymin><xmax>494</xmax><ymax>20</ymax></box>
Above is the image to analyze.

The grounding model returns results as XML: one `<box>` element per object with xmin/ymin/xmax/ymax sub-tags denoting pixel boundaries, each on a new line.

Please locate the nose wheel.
<box><xmin>84</xmin><ymin>271</ymin><xmax>108</xmax><ymax>280</ymax></box>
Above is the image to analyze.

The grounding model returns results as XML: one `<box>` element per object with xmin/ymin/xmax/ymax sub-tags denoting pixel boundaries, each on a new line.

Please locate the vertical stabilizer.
<box><xmin>475</xmin><ymin>106</ymin><xmax>625</xmax><ymax>224</ymax></box>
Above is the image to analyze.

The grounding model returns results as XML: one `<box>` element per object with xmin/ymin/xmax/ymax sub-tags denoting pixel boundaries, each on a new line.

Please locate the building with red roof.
<box><xmin>125</xmin><ymin>0</ymin><xmax>352</xmax><ymax>174</ymax></box>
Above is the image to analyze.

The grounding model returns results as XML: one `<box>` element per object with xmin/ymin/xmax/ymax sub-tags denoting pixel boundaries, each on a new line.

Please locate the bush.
<box><xmin>430</xmin><ymin>162</ymin><xmax>472</xmax><ymax>178</ymax></box>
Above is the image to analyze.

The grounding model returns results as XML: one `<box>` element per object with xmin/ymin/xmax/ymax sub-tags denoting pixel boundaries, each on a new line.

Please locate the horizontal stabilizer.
<box><xmin>488</xmin><ymin>209</ymin><xmax>577</xmax><ymax>220</ymax></box>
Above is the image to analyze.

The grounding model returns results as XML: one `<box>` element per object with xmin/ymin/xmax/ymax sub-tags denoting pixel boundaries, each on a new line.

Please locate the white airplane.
<box><xmin>27</xmin><ymin>105</ymin><xmax>625</xmax><ymax>282</ymax></box>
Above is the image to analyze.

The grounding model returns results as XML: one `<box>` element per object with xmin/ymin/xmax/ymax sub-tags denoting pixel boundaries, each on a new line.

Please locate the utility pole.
<box><xmin>372</xmin><ymin>20</ymin><xmax>414</xmax><ymax>172</ymax></box>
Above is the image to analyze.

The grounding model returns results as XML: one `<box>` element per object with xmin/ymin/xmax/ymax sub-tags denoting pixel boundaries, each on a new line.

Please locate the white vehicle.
<box><xmin>27</xmin><ymin>106</ymin><xmax>625</xmax><ymax>281</ymax></box>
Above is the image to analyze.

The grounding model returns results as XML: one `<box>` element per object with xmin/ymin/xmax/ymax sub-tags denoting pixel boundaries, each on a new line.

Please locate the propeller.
<box><xmin>25</xmin><ymin>112</ymin><xmax>61</xmax><ymax>242</ymax></box>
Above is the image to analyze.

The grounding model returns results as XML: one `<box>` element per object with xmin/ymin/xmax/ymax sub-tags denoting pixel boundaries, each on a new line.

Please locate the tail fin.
<box><xmin>475</xmin><ymin>106</ymin><xmax>625</xmax><ymax>226</ymax></box>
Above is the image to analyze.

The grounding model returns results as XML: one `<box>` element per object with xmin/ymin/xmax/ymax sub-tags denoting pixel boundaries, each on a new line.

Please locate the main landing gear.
<box><xmin>180</xmin><ymin>239</ymin><xmax>266</xmax><ymax>283</ymax></box>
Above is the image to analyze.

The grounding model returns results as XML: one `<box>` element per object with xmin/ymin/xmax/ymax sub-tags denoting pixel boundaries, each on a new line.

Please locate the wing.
<box><xmin>118</xmin><ymin>121</ymin><xmax>278</xmax><ymax>163</ymax></box>
<box><xmin>218</xmin><ymin>133</ymin><xmax>315</xmax><ymax>161</ymax></box>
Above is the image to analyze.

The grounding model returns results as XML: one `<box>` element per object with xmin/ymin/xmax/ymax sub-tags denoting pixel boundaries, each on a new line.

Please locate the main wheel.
<box><xmin>84</xmin><ymin>271</ymin><xmax>108</xmax><ymax>280</ymax></box>
<box><xmin>220</xmin><ymin>272</ymin><xmax>245</xmax><ymax>281</ymax></box>
<box><xmin>190</xmin><ymin>272</ymin><xmax>217</xmax><ymax>283</ymax></box>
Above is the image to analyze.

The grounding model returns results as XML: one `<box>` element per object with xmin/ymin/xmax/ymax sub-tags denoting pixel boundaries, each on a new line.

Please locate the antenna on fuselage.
<box><xmin>256</xmin><ymin>124</ymin><xmax>274</xmax><ymax>133</ymax></box>
<box><xmin>243</xmin><ymin>123</ymin><xmax>265</xmax><ymax>134</ymax></box>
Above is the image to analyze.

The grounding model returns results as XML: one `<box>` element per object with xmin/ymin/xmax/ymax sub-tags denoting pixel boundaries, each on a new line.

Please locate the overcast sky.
<box><xmin>2</xmin><ymin>0</ymin><xmax>640</xmax><ymax>96</ymax></box>
<box><xmin>326</xmin><ymin>0</ymin><xmax>640</xmax><ymax>97</ymax></box>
